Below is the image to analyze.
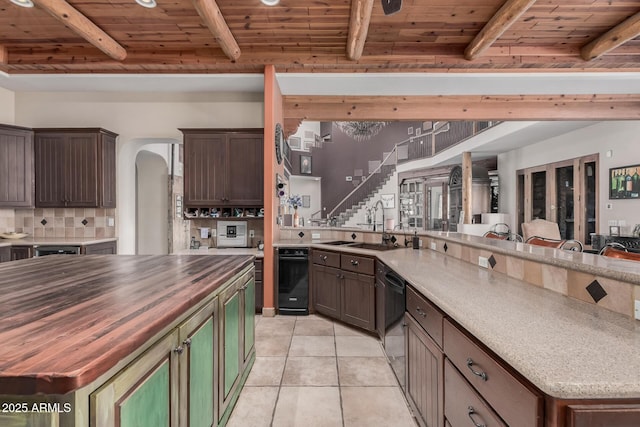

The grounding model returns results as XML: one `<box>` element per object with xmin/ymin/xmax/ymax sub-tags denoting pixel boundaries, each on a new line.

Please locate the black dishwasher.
<box><xmin>278</xmin><ymin>248</ymin><xmax>309</xmax><ymax>315</ymax></box>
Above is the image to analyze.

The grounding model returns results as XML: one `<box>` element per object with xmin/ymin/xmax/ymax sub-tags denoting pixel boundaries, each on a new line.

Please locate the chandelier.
<box><xmin>334</xmin><ymin>121</ymin><xmax>388</xmax><ymax>142</ymax></box>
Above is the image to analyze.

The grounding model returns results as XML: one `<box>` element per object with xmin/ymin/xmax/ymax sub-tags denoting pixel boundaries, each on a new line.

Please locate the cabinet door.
<box><xmin>219</xmin><ymin>283</ymin><xmax>242</xmax><ymax>419</ymax></box>
<box><xmin>10</xmin><ymin>246</ymin><xmax>32</xmax><ymax>260</ymax></box>
<box><xmin>65</xmin><ymin>133</ymin><xmax>99</xmax><ymax>207</ymax></box>
<box><xmin>91</xmin><ymin>330</ymin><xmax>180</xmax><ymax>427</ymax></box>
<box><xmin>406</xmin><ymin>314</ymin><xmax>444</xmax><ymax>427</ymax></box>
<box><xmin>34</xmin><ymin>133</ymin><xmax>66</xmax><ymax>207</ymax></box>
<box><xmin>341</xmin><ymin>271</ymin><xmax>375</xmax><ymax>331</ymax></box>
<box><xmin>0</xmin><ymin>125</ymin><xmax>34</xmax><ymax>208</ymax></box>
<box><xmin>100</xmin><ymin>132</ymin><xmax>117</xmax><ymax>208</ymax></box>
<box><xmin>243</xmin><ymin>277</ymin><xmax>256</xmax><ymax>364</ymax></box>
<box><xmin>82</xmin><ymin>241</ymin><xmax>117</xmax><ymax>254</ymax></box>
<box><xmin>184</xmin><ymin>133</ymin><xmax>227</xmax><ymax>206</ymax></box>
<box><xmin>0</xmin><ymin>247</ymin><xmax>10</xmax><ymax>263</ymax></box>
<box><xmin>179</xmin><ymin>299</ymin><xmax>217</xmax><ymax>427</ymax></box>
<box><xmin>227</xmin><ymin>133</ymin><xmax>264</xmax><ymax>206</ymax></box>
<box><xmin>312</xmin><ymin>264</ymin><xmax>341</xmax><ymax>319</ymax></box>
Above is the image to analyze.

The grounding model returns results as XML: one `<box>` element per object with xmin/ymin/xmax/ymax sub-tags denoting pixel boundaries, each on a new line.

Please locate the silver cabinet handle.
<box><xmin>467</xmin><ymin>406</ymin><xmax>486</xmax><ymax>427</ymax></box>
<box><xmin>322</xmin><ymin>255</ymin><xmax>328</xmax><ymax>261</ymax></box>
<box><xmin>466</xmin><ymin>358</ymin><xmax>488</xmax><ymax>381</ymax></box>
<box><xmin>415</xmin><ymin>307</ymin><xmax>427</xmax><ymax>318</ymax></box>
<box><xmin>183</xmin><ymin>338</ymin><xmax>192</xmax><ymax>348</ymax></box>
<box><xmin>174</xmin><ymin>346</ymin><xmax>184</xmax><ymax>355</ymax></box>
<box><xmin>350</xmin><ymin>259</ymin><xmax>359</xmax><ymax>266</ymax></box>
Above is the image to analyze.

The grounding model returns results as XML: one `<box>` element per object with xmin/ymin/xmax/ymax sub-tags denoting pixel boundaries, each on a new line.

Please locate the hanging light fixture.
<box><xmin>261</xmin><ymin>0</ymin><xmax>280</xmax><ymax>6</ymax></box>
<box><xmin>135</xmin><ymin>0</ymin><xmax>157</xmax><ymax>8</ymax></box>
<box><xmin>334</xmin><ymin>121</ymin><xmax>388</xmax><ymax>142</ymax></box>
<box><xmin>10</xmin><ymin>0</ymin><xmax>34</xmax><ymax>7</ymax></box>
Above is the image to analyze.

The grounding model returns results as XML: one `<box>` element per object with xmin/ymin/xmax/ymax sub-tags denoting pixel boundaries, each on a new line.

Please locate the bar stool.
<box><xmin>599</xmin><ymin>244</ymin><xmax>640</xmax><ymax>261</ymax></box>
<box><xmin>525</xmin><ymin>236</ymin><xmax>583</xmax><ymax>252</ymax></box>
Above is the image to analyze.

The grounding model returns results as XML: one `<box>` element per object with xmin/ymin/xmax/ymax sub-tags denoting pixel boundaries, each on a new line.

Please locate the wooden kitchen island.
<box><xmin>0</xmin><ymin>254</ymin><xmax>256</xmax><ymax>427</ymax></box>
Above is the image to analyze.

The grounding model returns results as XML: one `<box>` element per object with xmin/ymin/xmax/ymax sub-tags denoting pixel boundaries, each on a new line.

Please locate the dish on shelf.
<box><xmin>0</xmin><ymin>232</ymin><xmax>29</xmax><ymax>239</ymax></box>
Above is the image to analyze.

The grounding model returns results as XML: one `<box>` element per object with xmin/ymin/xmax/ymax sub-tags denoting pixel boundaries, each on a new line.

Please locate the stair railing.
<box><xmin>327</xmin><ymin>145</ymin><xmax>398</xmax><ymax>219</ymax></box>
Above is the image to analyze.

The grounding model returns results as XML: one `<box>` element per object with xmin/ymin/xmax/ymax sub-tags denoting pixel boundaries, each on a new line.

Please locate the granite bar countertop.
<box><xmin>174</xmin><ymin>247</ymin><xmax>264</xmax><ymax>258</ymax></box>
<box><xmin>275</xmin><ymin>240</ymin><xmax>640</xmax><ymax>400</ymax></box>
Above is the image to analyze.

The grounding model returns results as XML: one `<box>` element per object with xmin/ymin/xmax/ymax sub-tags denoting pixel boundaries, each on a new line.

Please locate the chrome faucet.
<box><xmin>373</xmin><ymin>199</ymin><xmax>391</xmax><ymax>245</ymax></box>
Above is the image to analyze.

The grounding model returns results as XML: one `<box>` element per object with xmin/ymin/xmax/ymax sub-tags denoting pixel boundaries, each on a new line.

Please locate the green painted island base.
<box><xmin>0</xmin><ymin>262</ymin><xmax>256</xmax><ymax>427</ymax></box>
<box><xmin>219</xmin><ymin>352</ymin><xmax>255</xmax><ymax>427</ymax></box>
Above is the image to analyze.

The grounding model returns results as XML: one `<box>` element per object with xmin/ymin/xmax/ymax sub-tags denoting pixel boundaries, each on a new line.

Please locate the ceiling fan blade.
<box><xmin>382</xmin><ymin>0</ymin><xmax>402</xmax><ymax>16</ymax></box>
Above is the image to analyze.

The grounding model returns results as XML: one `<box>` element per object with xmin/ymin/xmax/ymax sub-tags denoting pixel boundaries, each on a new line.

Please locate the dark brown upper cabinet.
<box><xmin>34</xmin><ymin>128</ymin><xmax>117</xmax><ymax>208</ymax></box>
<box><xmin>0</xmin><ymin>124</ymin><xmax>35</xmax><ymax>208</ymax></box>
<box><xmin>182</xmin><ymin>129</ymin><xmax>264</xmax><ymax>207</ymax></box>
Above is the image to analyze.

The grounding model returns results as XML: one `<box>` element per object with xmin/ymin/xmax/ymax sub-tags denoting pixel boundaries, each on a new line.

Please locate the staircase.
<box><xmin>328</xmin><ymin>146</ymin><xmax>398</xmax><ymax>226</ymax></box>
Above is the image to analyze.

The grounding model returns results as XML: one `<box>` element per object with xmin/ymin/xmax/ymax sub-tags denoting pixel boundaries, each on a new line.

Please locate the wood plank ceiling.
<box><xmin>1</xmin><ymin>0</ymin><xmax>640</xmax><ymax>74</ymax></box>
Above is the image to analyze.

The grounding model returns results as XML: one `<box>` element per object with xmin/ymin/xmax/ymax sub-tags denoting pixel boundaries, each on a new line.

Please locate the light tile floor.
<box><xmin>227</xmin><ymin>314</ymin><xmax>417</xmax><ymax>427</ymax></box>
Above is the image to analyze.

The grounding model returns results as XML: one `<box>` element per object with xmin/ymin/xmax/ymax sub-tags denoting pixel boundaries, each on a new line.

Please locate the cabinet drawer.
<box><xmin>340</xmin><ymin>253</ymin><xmax>374</xmax><ymax>275</ymax></box>
<box><xmin>445</xmin><ymin>360</ymin><xmax>506</xmax><ymax>427</ymax></box>
<box><xmin>444</xmin><ymin>320</ymin><xmax>542</xmax><ymax>427</ymax></box>
<box><xmin>312</xmin><ymin>249</ymin><xmax>340</xmax><ymax>268</ymax></box>
<box><xmin>406</xmin><ymin>286</ymin><xmax>444</xmax><ymax>348</ymax></box>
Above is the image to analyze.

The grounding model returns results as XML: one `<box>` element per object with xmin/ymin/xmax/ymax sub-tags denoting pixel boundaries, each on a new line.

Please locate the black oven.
<box><xmin>376</xmin><ymin>262</ymin><xmax>406</xmax><ymax>389</ymax></box>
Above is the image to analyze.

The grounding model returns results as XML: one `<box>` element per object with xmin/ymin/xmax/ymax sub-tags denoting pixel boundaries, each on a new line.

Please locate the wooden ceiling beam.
<box><xmin>191</xmin><ymin>0</ymin><xmax>241</xmax><ymax>61</ymax></box>
<box><xmin>32</xmin><ymin>0</ymin><xmax>126</xmax><ymax>61</ymax></box>
<box><xmin>464</xmin><ymin>0</ymin><xmax>537</xmax><ymax>60</ymax></box>
<box><xmin>346</xmin><ymin>0</ymin><xmax>374</xmax><ymax>60</ymax></box>
<box><xmin>581</xmin><ymin>11</ymin><xmax>640</xmax><ymax>61</ymax></box>
<box><xmin>284</xmin><ymin>94</ymin><xmax>640</xmax><ymax>121</ymax></box>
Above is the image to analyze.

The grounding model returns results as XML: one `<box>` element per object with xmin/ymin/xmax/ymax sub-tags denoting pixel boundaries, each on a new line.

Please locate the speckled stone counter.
<box><xmin>173</xmin><ymin>247</ymin><xmax>264</xmax><ymax>258</ymax></box>
<box><xmin>276</xmin><ymin>240</ymin><xmax>640</xmax><ymax>400</ymax></box>
<box><xmin>0</xmin><ymin>237</ymin><xmax>117</xmax><ymax>246</ymax></box>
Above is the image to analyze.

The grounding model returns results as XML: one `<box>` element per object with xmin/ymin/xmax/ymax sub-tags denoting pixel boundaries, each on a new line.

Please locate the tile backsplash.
<box><xmin>8</xmin><ymin>208</ymin><xmax>117</xmax><ymax>239</ymax></box>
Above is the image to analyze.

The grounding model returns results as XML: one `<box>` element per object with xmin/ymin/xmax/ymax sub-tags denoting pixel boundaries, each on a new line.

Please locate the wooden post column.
<box><xmin>462</xmin><ymin>152</ymin><xmax>472</xmax><ymax>224</ymax></box>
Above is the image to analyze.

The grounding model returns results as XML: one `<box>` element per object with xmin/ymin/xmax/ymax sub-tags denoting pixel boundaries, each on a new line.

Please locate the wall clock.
<box><xmin>380</xmin><ymin>194</ymin><xmax>395</xmax><ymax>208</ymax></box>
<box><xmin>274</xmin><ymin>123</ymin><xmax>284</xmax><ymax>165</ymax></box>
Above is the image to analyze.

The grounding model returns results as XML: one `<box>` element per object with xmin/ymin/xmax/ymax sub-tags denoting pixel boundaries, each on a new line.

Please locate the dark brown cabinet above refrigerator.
<box><xmin>181</xmin><ymin>129</ymin><xmax>263</xmax><ymax>208</ymax></box>
<box><xmin>34</xmin><ymin>128</ymin><xmax>117</xmax><ymax>208</ymax></box>
<box><xmin>0</xmin><ymin>124</ymin><xmax>34</xmax><ymax>208</ymax></box>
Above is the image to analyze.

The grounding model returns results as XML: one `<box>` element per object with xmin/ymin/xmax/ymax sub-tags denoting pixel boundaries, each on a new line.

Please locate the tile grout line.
<box><xmin>334</xmin><ymin>320</ymin><xmax>346</xmax><ymax>427</ymax></box>
<box><xmin>268</xmin><ymin>316</ymin><xmax>294</xmax><ymax>427</ymax></box>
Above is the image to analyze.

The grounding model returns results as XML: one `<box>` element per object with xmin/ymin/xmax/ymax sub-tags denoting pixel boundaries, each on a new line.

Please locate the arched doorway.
<box><xmin>135</xmin><ymin>149</ymin><xmax>169</xmax><ymax>254</ymax></box>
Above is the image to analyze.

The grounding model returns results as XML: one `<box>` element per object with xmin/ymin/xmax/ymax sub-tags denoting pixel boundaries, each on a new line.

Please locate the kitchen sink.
<box><xmin>348</xmin><ymin>243</ymin><xmax>399</xmax><ymax>251</ymax></box>
<box><xmin>322</xmin><ymin>240</ymin><xmax>357</xmax><ymax>245</ymax></box>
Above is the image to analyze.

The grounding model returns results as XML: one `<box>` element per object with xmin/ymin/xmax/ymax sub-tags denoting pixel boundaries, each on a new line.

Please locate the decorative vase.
<box><xmin>293</xmin><ymin>207</ymin><xmax>299</xmax><ymax>227</ymax></box>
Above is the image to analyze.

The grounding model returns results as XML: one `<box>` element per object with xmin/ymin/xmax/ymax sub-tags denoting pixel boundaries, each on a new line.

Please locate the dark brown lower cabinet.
<box><xmin>254</xmin><ymin>258</ymin><xmax>263</xmax><ymax>313</ymax></box>
<box><xmin>0</xmin><ymin>246</ymin><xmax>10</xmax><ymax>263</ymax></box>
<box><xmin>406</xmin><ymin>313</ymin><xmax>444</xmax><ymax>427</ymax></box>
<box><xmin>444</xmin><ymin>360</ymin><xmax>506</xmax><ymax>427</ymax></box>
<box><xmin>11</xmin><ymin>245</ymin><xmax>33</xmax><ymax>260</ymax></box>
<box><xmin>341</xmin><ymin>271</ymin><xmax>375</xmax><ymax>331</ymax></box>
<box><xmin>566</xmin><ymin>404</ymin><xmax>640</xmax><ymax>427</ymax></box>
<box><xmin>81</xmin><ymin>240</ymin><xmax>117</xmax><ymax>254</ymax></box>
<box><xmin>312</xmin><ymin>264</ymin><xmax>341</xmax><ymax>319</ymax></box>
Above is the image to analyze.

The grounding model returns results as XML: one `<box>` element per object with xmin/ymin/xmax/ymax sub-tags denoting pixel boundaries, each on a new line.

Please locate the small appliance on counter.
<box><xmin>216</xmin><ymin>221</ymin><xmax>248</xmax><ymax>248</ymax></box>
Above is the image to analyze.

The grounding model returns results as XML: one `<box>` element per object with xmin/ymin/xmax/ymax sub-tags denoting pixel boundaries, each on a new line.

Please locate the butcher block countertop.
<box><xmin>0</xmin><ymin>254</ymin><xmax>253</xmax><ymax>395</ymax></box>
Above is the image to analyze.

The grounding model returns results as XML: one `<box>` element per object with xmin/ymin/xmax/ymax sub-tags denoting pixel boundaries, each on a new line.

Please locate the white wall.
<box><xmin>499</xmin><ymin>121</ymin><xmax>640</xmax><ymax>235</ymax></box>
<box><xmin>288</xmin><ymin>121</ymin><xmax>320</xmax><ymax>151</ymax></box>
<box><xmin>0</xmin><ymin>87</ymin><xmax>15</xmax><ymax>124</ymax></box>
<box><xmin>14</xmin><ymin>91</ymin><xmax>264</xmax><ymax>253</ymax></box>
<box><xmin>289</xmin><ymin>175</ymin><xmax>322</xmax><ymax>226</ymax></box>
<box><xmin>136</xmin><ymin>149</ymin><xmax>169</xmax><ymax>255</ymax></box>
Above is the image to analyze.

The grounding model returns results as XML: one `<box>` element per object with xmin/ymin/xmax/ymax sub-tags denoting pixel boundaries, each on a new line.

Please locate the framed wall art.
<box><xmin>609</xmin><ymin>164</ymin><xmax>640</xmax><ymax>199</ymax></box>
<box><xmin>300</xmin><ymin>155</ymin><xmax>312</xmax><ymax>174</ymax></box>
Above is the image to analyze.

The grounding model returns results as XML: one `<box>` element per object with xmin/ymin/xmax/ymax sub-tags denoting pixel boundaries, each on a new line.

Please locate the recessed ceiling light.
<box><xmin>10</xmin><ymin>0</ymin><xmax>34</xmax><ymax>7</ymax></box>
<box><xmin>261</xmin><ymin>0</ymin><xmax>280</xmax><ymax>6</ymax></box>
<box><xmin>135</xmin><ymin>0</ymin><xmax>157</xmax><ymax>8</ymax></box>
